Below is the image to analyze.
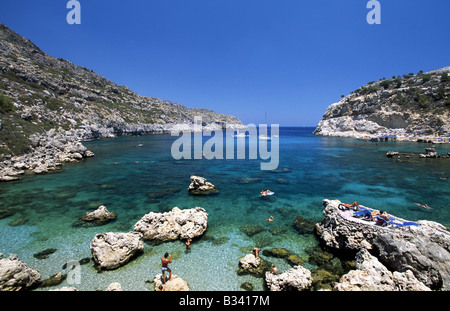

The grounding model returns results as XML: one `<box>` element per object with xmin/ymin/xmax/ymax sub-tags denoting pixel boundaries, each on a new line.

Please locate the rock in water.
<box><xmin>419</xmin><ymin>147</ymin><xmax>440</xmax><ymax>158</ymax></box>
<box><xmin>153</xmin><ymin>274</ymin><xmax>189</xmax><ymax>291</ymax></box>
<box><xmin>90</xmin><ymin>232</ymin><xmax>144</xmax><ymax>270</ymax></box>
<box><xmin>105</xmin><ymin>282</ymin><xmax>123</xmax><ymax>291</ymax></box>
<box><xmin>134</xmin><ymin>207</ymin><xmax>208</xmax><ymax>241</ymax></box>
<box><xmin>74</xmin><ymin>205</ymin><xmax>117</xmax><ymax>227</ymax></box>
<box><xmin>265</xmin><ymin>265</ymin><xmax>313</xmax><ymax>291</ymax></box>
<box><xmin>334</xmin><ymin>249</ymin><xmax>430</xmax><ymax>291</ymax></box>
<box><xmin>315</xmin><ymin>199</ymin><xmax>450</xmax><ymax>290</ymax></box>
<box><xmin>373</xmin><ymin>221</ymin><xmax>450</xmax><ymax>290</ymax></box>
<box><xmin>238</xmin><ymin>253</ymin><xmax>271</xmax><ymax>277</ymax></box>
<box><xmin>386</xmin><ymin>151</ymin><xmax>399</xmax><ymax>157</ymax></box>
<box><xmin>0</xmin><ymin>253</ymin><xmax>41</xmax><ymax>291</ymax></box>
<box><xmin>188</xmin><ymin>175</ymin><xmax>218</xmax><ymax>195</ymax></box>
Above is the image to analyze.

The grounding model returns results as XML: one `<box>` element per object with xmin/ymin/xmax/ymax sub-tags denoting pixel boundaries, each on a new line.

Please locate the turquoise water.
<box><xmin>0</xmin><ymin>127</ymin><xmax>449</xmax><ymax>291</ymax></box>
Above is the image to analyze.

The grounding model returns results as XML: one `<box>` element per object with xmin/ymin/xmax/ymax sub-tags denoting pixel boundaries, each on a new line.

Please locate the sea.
<box><xmin>0</xmin><ymin>127</ymin><xmax>449</xmax><ymax>291</ymax></box>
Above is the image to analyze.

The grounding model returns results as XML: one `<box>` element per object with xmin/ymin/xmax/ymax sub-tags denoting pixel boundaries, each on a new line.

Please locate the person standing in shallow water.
<box><xmin>161</xmin><ymin>252</ymin><xmax>172</xmax><ymax>284</ymax></box>
<box><xmin>185</xmin><ymin>238</ymin><xmax>192</xmax><ymax>252</ymax></box>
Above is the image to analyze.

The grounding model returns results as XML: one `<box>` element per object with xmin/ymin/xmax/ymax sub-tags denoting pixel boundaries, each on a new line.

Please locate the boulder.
<box><xmin>74</xmin><ymin>205</ymin><xmax>117</xmax><ymax>227</ymax></box>
<box><xmin>105</xmin><ymin>282</ymin><xmax>123</xmax><ymax>291</ymax></box>
<box><xmin>265</xmin><ymin>265</ymin><xmax>313</xmax><ymax>291</ymax></box>
<box><xmin>153</xmin><ymin>274</ymin><xmax>189</xmax><ymax>291</ymax></box>
<box><xmin>0</xmin><ymin>253</ymin><xmax>41</xmax><ymax>291</ymax></box>
<box><xmin>188</xmin><ymin>175</ymin><xmax>218</xmax><ymax>195</ymax></box>
<box><xmin>134</xmin><ymin>207</ymin><xmax>208</xmax><ymax>241</ymax></box>
<box><xmin>386</xmin><ymin>151</ymin><xmax>399</xmax><ymax>157</ymax></box>
<box><xmin>90</xmin><ymin>232</ymin><xmax>144</xmax><ymax>270</ymax></box>
<box><xmin>373</xmin><ymin>220</ymin><xmax>450</xmax><ymax>290</ymax></box>
<box><xmin>419</xmin><ymin>147</ymin><xmax>440</xmax><ymax>158</ymax></box>
<box><xmin>315</xmin><ymin>199</ymin><xmax>450</xmax><ymax>290</ymax></box>
<box><xmin>334</xmin><ymin>249</ymin><xmax>430</xmax><ymax>291</ymax></box>
<box><xmin>238</xmin><ymin>253</ymin><xmax>271</xmax><ymax>277</ymax></box>
<box><xmin>314</xmin><ymin>199</ymin><xmax>385</xmax><ymax>251</ymax></box>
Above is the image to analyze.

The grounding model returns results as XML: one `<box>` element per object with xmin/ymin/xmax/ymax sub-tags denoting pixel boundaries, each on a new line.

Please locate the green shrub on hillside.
<box><xmin>441</xmin><ymin>72</ymin><xmax>449</xmax><ymax>83</ymax></box>
<box><xmin>0</xmin><ymin>93</ymin><xmax>15</xmax><ymax>113</ymax></box>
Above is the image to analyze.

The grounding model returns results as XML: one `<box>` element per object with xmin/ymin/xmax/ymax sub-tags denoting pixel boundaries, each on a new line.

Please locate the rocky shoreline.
<box><xmin>0</xmin><ymin>23</ymin><xmax>246</xmax><ymax>182</ymax></box>
<box><xmin>0</xmin><ymin>123</ymin><xmax>247</xmax><ymax>182</ymax></box>
<box><xmin>313</xmin><ymin>66</ymin><xmax>450</xmax><ymax>143</ymax></box>
<box><xmin>2</xmin><ymin>199</ymin><xmax>449</xmax><ymax>291</ymax></box>
<box><xmin>315</xmin><ymin>199</ymin><xmax>450</xmax><ymax>290</ymax></box>
<box><xmin>0</xmin><ymin>127</ymin><xmax>94</xmax><ymax>181</ymax></box>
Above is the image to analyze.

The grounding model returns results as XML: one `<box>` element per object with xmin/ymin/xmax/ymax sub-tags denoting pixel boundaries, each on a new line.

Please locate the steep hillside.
<box><xmin>0</xmin><ymin>23</ymin><xmax>244</xmax><ymax>180</ymax></box>
<box><xmin>314</xmin><ymin>67</ymin><xmax>450</xmax><ymax>141</ymax></box>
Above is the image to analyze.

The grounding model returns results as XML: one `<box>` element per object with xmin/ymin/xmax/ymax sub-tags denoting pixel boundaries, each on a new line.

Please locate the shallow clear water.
<box><xmin>0</xmin><ymin>127</ymin><xmax>449</xmax><ymax>291</ymax></box>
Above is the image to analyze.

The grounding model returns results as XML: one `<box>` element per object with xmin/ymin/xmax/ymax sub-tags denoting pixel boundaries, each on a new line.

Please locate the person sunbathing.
<box><xmin>375</xmin><ymin>211</ymin><xmax>390</xmax><ymax>225</ymax></box>
<box><xmin>339</xmin><ymin>201</ymin><xmax>361</xmax><ymax>211</ymax></box>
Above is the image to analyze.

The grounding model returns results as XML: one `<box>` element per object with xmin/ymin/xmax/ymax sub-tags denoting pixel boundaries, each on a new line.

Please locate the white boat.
<box><xmin>259</xmin><ymin>112</ymin><xmax>273</xmax><ymax>140</ymax></box>
<box><xmin>235</xmin><ymin>131</ymin><xmax>248</xmax><ymax>138</ymax></box>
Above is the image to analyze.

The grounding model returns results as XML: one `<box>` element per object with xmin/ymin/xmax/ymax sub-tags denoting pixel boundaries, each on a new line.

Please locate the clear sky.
<box><xmin>1</xmin><ymin>0</ymin><xmax>449</xmax><ymax>126</ymax></box>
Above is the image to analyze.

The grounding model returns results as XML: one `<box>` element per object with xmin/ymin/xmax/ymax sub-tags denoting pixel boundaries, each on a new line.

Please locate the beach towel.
<box><xmin>390</xmin><ymin>221</ymin><xmax>419</xmax><ymax>227</ymax></box>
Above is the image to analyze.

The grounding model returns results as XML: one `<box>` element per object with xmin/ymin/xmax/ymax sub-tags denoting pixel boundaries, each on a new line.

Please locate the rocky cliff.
<box><xmin>0</xmin><ymin>23</ymin><xmax>244</xmax><ymax>180</ymax></box>
<box><xmin>314</xmin><ymin>67</ymin><xmax>450</xmax><ymax>140</ymax></box>
<box><xmin>315</xmin><ymin>199</ymin><xmax>450</xmax><ymax>290</ymax></box>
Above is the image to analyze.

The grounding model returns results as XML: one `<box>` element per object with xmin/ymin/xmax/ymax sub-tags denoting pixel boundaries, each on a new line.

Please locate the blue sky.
<box><xmin>1</xmin><ymin>0</ymin><xmax>449</xmax><ymax>126</ymax></box>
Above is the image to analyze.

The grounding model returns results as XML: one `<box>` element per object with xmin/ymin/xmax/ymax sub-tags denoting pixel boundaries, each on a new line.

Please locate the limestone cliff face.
<box><xmin>314</xmin><ymin>67</ymin><xmax>450</xmax><ymax>138</ymax></box>
<box><xmin>0</xmin><ymin>23</ymin><xmax>244</xmax><ymax>158</ymax></box>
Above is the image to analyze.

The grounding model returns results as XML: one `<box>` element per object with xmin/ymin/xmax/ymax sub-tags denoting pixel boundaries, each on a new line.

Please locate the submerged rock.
<box><xmin>134</xmin><ymin>207</ymin><xmax>208</xmax><ymax>241</ymax></box>
<box><xmin>40</xmin><ymin>272</ymin><xmax>66</xmax><ymax>288</ymax></box>
<box><xmin>146</xmin><ymin>188</ymin><xmax>181</xmax><ymax>199</ymax></box>
<box><xmin>262</xmin><ymin>248</ymin><xmax>290</xmax><ymax>258</ymax></box>
<box><xmin>0</xmin><ymin>208</ymin><xmax>23</xmax><ymax>220</ymax></box>
<box><xmin>8</xmin><ymin>217</ymin><xmax>28</xmax><ymax>227</ymax></box>
<box><xmin>188</xmin><ymin>175</ymin><xmax>218</xmax><ymax>195</ymax></box>
<box><xmin>90</xmin><ymin>231</ymin><xmax>144</xmax><ymax>270</ymax></box>
<box><xmin>263</xmin><ymin>248</ymin><xmax>305</xmax><ymax>267</ymax></box>
<box><xmin>240</xmin><ymin>282</ymin><xmax>254</xmax><ymax>291</ymax></box>
<box><xmin>33</xmin><ymin>248</ymin><xmax>57</xmax><ymax>260</ymax></box>
<box><xmin>240</xmin><ymin>224</ymin><xmax>266</xmax><ymax>237</ymax></box>
<box><xmin>293</xmin><ymin>216</ymin><xmax>315</xmax><ymax>234</ymax></box>
<box><xmin>0</xmin><ymin>253</ymin><xmax>41</xmax><ymax>291</ymax></box>
<box><xmin>310</xmin><ymin>269</ymin><xmax>340</xmax><ymax>291</ymax></box>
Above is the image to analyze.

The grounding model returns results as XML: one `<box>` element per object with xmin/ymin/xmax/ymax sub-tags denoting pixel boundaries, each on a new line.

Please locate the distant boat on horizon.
<box><xmin>259</xmin><ymin>112</ymin><xmax>277</xmax><ymax>140</ymax></box>
<box><xmin>235</xmin><ymin>131</ymin><xmax>248</xmax><ymax>138</ymax></box>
